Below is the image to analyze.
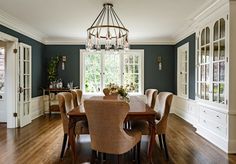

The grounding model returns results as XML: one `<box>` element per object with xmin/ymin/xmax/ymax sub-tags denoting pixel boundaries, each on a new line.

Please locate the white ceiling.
<box><xmin>0</xmin><ymin>0</ymin><xmax>217</xmax><ymax>44</ymax></box>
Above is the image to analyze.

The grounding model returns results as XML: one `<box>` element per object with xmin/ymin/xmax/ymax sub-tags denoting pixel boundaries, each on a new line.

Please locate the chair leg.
<box><xmin>91</xmin><ymin>150</ymin><xmax>97</xmax><ymax>163</ymax></box>
<box><xmin>137</xmin><ymin>141</ymin><xmax>141</xmax><ymax>164</ymax></box>
<box><xmin>60</xmin><ymin>134</ymin><xmax>68</xmax><ymax>159</ymax></box>
<box><xmin>133</xmin><ymin>145</ymin><xmax>136</xmax><ymax>162</ymax></box>
<box><xmin>118</xmin><ymin>154</ymin><xmax>122</xmax><ymax>164</ymax></box>
<box><xmin>162</xmin><ymin>134</ymin><xmax>169</xmax><ymax>160</ymax></box>
<box><xmin>103</xmin><ymin>153</ymin><xmax>106</xmax><ymax>161</ymax></box>
<box><xmin>158</xmin><ymin>135</ymin><xmax>163</xmax><ymax>150</ymax></box>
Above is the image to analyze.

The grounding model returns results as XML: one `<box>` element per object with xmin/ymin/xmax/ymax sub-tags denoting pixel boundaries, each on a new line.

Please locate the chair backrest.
<box><xmin>84</xmin><ymin>99</ymin><xmax>135</xmax><ymax>154</ymax></box>
<box><xmin>71</xmin><ymin>89</ymin><xmax>83</xmax><ymax>107</ymax></box>
<box><xmin>57</xmin><ymin>92</ymin><xmax>74</xmax><ymax>133</ymax></box>
<box><xmin>155</xmin><ymin>92</ymin><xmax>173</xmax><ymax>134</ymax></box>
<box><xmin>145</xmin><ymin>89</ymin><xmax>158</xmax><ymax>108</ymax></box>
<box><xmin>103</xmin><ymin>88</ymin><xmax>110</xmax><ymax>96</ymax></box>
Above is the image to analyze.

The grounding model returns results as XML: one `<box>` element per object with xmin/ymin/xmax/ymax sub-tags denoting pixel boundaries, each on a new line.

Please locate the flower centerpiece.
<box><xmin>106</xmin><ymin>83</ymin><xmax>135</xmax><ymax>101</ymax></box>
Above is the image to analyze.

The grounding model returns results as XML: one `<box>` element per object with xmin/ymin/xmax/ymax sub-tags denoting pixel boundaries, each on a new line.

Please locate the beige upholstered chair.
<box><xmin>130</xmin><ymin>89</ymin><xmax>158</xmax><ymax>132</ymax></box>
<box><xmin>145</xmin><ymin>89</ymin><xmax>158</xmax><ymax>108</ymax></box>
<box><xmin>57</xmin><ymin>92</ymin><xmax>88</xmax><ymax>159</ymax></box>
<box><xmin>84</xmin><ymin>99</ymin><xmax>142</xmax><ymax>163</ymax></box>
<box><xmin>71</xmin><ymin>89</ymin><xmax>83</xmax><ymax>107</ymax></box>
<box><xmin>132</xmin><ymin>92</ymin><xmax>173</xmax><ymax>160</ymax></box>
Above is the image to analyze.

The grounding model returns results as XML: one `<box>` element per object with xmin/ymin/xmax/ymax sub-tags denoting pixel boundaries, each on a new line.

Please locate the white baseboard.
<box><xmin>196</xmin><ymin>125</ymin><xmax>229</xmax><ymax>153</ymax></box>
<box><xmin>31</xmin><ymin>96</ymin><xmax>44</xmax><ymax>120</ymax></box>
<box><xmin>228</xmin><ymin>140</ymin><xmax>236</xmax><ymax>154</ymax></box>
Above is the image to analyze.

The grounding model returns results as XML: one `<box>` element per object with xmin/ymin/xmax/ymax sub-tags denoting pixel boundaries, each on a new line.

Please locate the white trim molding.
<box><xmin>31</xmin><ymin>96</ymin><xmax>44</xmax><ymax>120</ymax></box>
<box><xmin>0</xmin><ymin>9</ymin><xmax>46</xmax><ymax>44</ymax></box>
<box><xmin>173</xmin><ymin>0</ymin><xmax>229</xmax><ymax>43</ymax></box>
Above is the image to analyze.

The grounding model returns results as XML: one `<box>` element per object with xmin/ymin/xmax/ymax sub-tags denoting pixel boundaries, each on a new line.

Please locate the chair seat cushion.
<box><xmin>75</xmin><ymin>120</ymin><xmax>89</xmax><ymax>134</ymax></box>
<box><xmin>131</xmin><ymin>120</ymin><xmax>150</xmax><ymax>135</ymax></box>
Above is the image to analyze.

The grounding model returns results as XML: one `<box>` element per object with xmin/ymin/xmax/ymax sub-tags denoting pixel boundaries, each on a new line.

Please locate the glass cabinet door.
<box><xmin>196</xmin><ymin>17</ymin><xmax>226</xmax><ymax>105</ymax></box>
<box><xmin>197</xmin><ymin>27</ymin><xmax>210</xmax><ymax>100</ymax></box>
<box><xmin>212</xmin><ymin>18</ymin><xmax>225</xmax><ymax>104</ymax></box>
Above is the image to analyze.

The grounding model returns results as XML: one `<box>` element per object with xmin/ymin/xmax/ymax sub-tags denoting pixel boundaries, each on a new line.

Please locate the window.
<box><xmin>0</xmin><ymin>47</ymin><xmax>5</xmax><ymax>94</ymax></box>
<box><xmin>80</xmin><ymin>50</ymin><xmax>144</xmax><ymax>94</ymax></box>
<box><xmin>196</xmin><ymin>18</ymin><xmax>226</xmax><ymax>105</ymax></box>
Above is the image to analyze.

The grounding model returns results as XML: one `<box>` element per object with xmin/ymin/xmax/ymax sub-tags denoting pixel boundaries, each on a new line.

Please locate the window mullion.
<box><xmin>120</xmin><ymin>52</ymin><xmax>124</xmax><ymax>86</ymax></box>
<box><xmin>101</xmin><ymin>52</ymin><xmax>104</xmax><ymax>92</ymax></box>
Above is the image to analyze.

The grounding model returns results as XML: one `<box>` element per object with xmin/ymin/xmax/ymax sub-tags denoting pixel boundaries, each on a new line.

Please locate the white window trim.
<box><xmin>80</xmin><ymin>49</ymin><xmax>144</xmax><ymax>95</ymax></box>
<box><xmin>177</xmin><ymin>42</ymin><xmax>189</xmax><ymax>99</ymax></box>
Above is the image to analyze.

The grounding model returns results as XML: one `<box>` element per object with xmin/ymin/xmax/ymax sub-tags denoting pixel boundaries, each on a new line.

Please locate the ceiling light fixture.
<box><xmin>86</xmin><ymin>3</ymin><xmax>129</xmax><ymax>51</ymax></box>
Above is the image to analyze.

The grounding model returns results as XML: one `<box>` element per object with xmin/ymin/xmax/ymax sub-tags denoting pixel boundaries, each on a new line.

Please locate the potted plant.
<box><xmin>48</xmin><ymin>56</ymin><xmax>60</xmax><ymax>86</ymax></box>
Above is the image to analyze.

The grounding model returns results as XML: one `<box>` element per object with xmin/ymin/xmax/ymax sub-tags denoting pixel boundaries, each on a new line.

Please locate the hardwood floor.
<box><xmin>0</xmin><ymin>114</ymin><xmax>235</xmax><ymax>164</ymax></box>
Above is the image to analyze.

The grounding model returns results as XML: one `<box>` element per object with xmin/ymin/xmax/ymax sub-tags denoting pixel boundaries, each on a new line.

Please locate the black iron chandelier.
<box><xmin>86</xmin><ymin>3</ymin><xmax>129</xmax><ymax>51</ymax></box>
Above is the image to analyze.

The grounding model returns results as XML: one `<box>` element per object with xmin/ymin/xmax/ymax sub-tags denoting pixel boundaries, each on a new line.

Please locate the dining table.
<box><xmin>67</xmin><ymin>95</ymin><xmax>157</xmax><ymax>163</ymax></box>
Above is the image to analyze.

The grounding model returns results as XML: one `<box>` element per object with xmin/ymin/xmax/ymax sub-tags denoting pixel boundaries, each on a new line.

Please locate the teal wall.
<box><xmin>0</xmin><ymin>25</ymin><xmax>45</xmax><ymax>97</ymax></box>
<box><xmin>174</xmin><ymin>33</ymin><xmax>196</xmax><ymax>99</ymax></box>
<box><xmin>44</xmin><ymin>45</ymin><xmax>85</xmax><ymax>88</ymax></box>
<box><xmin>1</xmin><ymin>24</ymin><xmax>195</xmax><ymax>97</ymax></box>
<box><xmin>45</xmin><ymin>45</ymin><xmax>175</xmax><ymax>93</ymax></box>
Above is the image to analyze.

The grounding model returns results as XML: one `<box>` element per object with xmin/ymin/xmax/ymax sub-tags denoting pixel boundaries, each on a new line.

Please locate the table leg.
<box><xmin>69</xmin><ymin>118</ymin><xmax>77</xmax><ymax>163</ymax></box>
<box><xmin>147</xmin><ymin>120</ymin><xmax>156</xmax><ymax>161</ymax></box>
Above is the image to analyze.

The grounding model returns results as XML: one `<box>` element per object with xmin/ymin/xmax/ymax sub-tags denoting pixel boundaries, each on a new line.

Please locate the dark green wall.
<box><xmin>174</xmin><ymin>33</ymin><xmax>196</xmax><ymax>99</ymax></box>
<box><xmin>0</xmin><ymin>25</ymin><xmax>45</xmax><ymax>97</ymax></box>
<box><xmin>131</xmin><ymin>45</ymin><xmax>175</xmax><ymax>93</ymax></box>
<box><xmin>44</xmin><ymin>45</ymin><xmax>85</xmax><ymax>88</ymax></box>
<box><xmin>45</xmin><ymin>45</ymin><xmax>175</xmax><ymax>93</ymax></box>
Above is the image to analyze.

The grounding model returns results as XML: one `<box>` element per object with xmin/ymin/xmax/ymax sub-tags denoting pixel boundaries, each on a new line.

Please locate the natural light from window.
<box><xmin>80</xmin><ymin>50</ymin><xmax>144</xmax><ymax>95</ymax></box>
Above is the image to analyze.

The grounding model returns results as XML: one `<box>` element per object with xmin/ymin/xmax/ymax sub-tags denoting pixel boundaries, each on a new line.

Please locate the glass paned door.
<box><xmin>123</xmin><ymin>53</ymin><xmax>141</xmax><ymax>92</ymax></box>
<box><xmin>103</xmin><ymin>52</ymin><xmax>121</xmax><ymax>87</ymax></box>
<box><xmin>0</xmin><ymin>47</ymin><xmax>5</xmax><ymax>95</ymax></box>
<box><xmin>84</xmin><ymin>52</ymin><xmax>101</xmax><ymax>93</ymax></box>
<box><xmin>18</xmin><ymin>43</ymin><xmax>32</xmax><ymax>127</ymax></box>
<box><xmin>177</xmin><ymin>43</ymin><xmax>189</xmax><ymax>99</ymax></box>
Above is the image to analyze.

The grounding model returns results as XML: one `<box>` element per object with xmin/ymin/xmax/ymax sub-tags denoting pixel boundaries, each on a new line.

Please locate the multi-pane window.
<box><xmin>81</xmin><ymin>50</ymin><xmax>144</xmax><ymax>94</ymax></box>
<box><xmin>196</xmin><ymin>18</ymin><xmax>226</xmax><ymax>104</ymax></box>
<box><xmin>0</xmin><ymin>47</ymin><xmax>5</xmax><ymax>94</ymax></box>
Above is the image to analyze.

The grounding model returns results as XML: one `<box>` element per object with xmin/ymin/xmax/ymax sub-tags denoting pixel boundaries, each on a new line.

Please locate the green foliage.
<box><xmin>48</xmin><ymin>56</ymin><xmax>60</xmax><ymax>82</ymax></box>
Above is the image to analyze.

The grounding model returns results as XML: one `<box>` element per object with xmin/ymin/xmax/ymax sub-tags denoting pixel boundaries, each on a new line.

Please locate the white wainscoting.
<box><xmin>31</xmin><ymin>96</ymin><xmax>44</xmax><ymax>120</ymax></box>
<box><xmin>171</xmin><ymin>95</ymin><xmax>236</xmax><ymax>153</ymax></box>
<box><xmin>170</xmin><ymin>95</ymin><xmax>199</xmax><ymax>126</ymax></box>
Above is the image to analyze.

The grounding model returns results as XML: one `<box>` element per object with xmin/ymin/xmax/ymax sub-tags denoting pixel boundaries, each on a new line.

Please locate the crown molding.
<box><xmin>173</xmin><ymin>0</ymin><xmax>229</xmax><ymax>44</ymax></box>
<box><xmin>44</xmin><ymin>38</ymin><xmax>176</xmax><ymax>45</ymax></box>
<box><xmin>0</xmin><ymin>9</ymin><xmax>46</xmax><ymax>44</ymax></box>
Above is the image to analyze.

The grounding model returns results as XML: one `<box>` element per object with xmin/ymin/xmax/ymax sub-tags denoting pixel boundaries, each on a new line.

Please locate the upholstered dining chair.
<box><xmin>145</xmin><ymin>89</ymin><xmax>158</xmax><ymax>108</ymax></box>
<box><xmin>84</xmin><ymin>99</ymin><xmax>142</xmax><ymax>163</ymax></box>
<box><xmin>57</xmin><ymin>92</ymin><xmax>89</xmax><ymax>159</ymax></box>
<box><xmin>71</xmin><ymin>89</ymin><xmax>83</xmax><ymax>107</ymax></box>
<box><xmin>129</xmin><ymin>89</ymin><xmax>158</xmax><ymax>132</ymax></box>
<box><xmin>132</xmin><ymin>92</ymin><xmax>173</xmax><ymax>160</ymax></box>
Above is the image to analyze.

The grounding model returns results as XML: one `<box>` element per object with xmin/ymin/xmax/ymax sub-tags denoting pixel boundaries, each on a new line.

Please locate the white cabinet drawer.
<box><xmin>199</xmin><ymin>117</ymin><xmax>227</xmax><ymax>138</ymax></box>
<box><xmin>200</xmin><ymin>107</ymin><xmax>227</xmax><ymax>125</ymax></box>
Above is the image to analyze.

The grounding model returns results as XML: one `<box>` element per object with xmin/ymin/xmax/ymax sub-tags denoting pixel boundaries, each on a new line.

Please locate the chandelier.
<box><xmin>86</xmin><ymin>3</ymin><xmax>129</xmax><ymax>51</ymax></box>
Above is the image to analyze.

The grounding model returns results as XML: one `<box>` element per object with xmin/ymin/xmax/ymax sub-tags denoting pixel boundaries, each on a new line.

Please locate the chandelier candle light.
<box><xmin>86</xmin><ymin>3</ymin><xmax>129</xmax><ymax>51</ymax></box>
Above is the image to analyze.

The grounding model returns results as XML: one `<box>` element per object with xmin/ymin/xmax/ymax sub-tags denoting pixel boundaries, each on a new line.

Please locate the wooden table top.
<box><xmin>68</xmin><ymin>96</ymin><xmax>156</xmax><ymax>117</ymax></box>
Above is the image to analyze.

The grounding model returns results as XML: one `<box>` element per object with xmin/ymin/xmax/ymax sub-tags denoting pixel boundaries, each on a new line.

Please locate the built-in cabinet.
<box><xmin>173</xmin><ymin>0</ymin><xmax>236</xmax><ymax>153</ymax></box>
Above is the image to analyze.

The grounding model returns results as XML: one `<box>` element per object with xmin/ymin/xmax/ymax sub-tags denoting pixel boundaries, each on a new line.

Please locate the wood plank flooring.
<box><xmin>0</xmin><ymin>114</ymin><xmax>235</xmax><ymax>164</ymax></box>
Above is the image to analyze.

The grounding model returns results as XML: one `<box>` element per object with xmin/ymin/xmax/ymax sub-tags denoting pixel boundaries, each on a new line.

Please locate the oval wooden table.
<box><xmin>67</xmin><ymin>96</ymin><xmax>157</xmax><ymax>163</ymax></box>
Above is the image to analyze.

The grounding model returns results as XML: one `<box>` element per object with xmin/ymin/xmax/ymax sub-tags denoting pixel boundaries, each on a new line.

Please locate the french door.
<box><xmin>18</xmin><ymin>43</ymin><xmax>32</xmax><ymax>127</ymax></box>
